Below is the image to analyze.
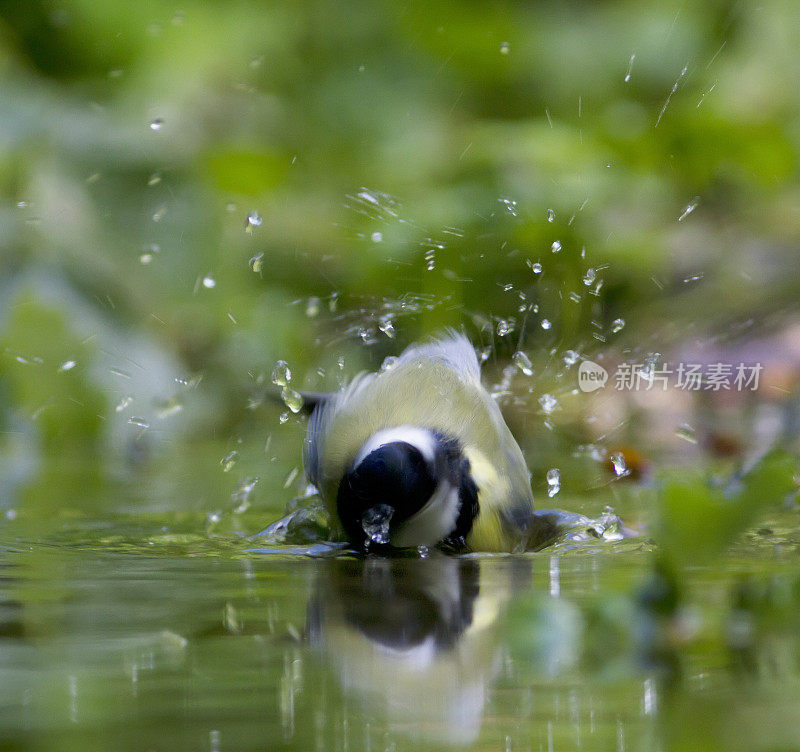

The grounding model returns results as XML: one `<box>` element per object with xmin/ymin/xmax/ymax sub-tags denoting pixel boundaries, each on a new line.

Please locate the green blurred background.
<box><xmin>1</xmin><ymin>0</ymin><xmax>798</xmax><ymax>532</ymax></box>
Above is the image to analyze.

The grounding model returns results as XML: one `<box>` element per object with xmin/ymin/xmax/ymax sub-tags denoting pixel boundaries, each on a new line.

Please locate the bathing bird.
<box><xmin>303</xmin><ymin>331</ymin><xmax>534</xmax><ymax>552</ymax></box>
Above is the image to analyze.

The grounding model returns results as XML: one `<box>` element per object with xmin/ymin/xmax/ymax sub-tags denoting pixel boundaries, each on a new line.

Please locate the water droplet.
<box><xmin>232</xmin><ymin>477</ymin><xmax>258</xmax><ymax>513</ymax></box>
<box><xmin>499</xmin><ymin>197</ymin><xmax>518</xmax><ymax>216</ymax></box>
<box><xmin>676</xmin><ymin>424</ymin><xmax>698</xmax><ymax>444</ymax></box>
<box><xmin>156</xmin><ymin>397</ymin><xmax>182</xmax><ymax>418</ymax></box>
<box><xmin>640</xmin><ymin>352</ymin><xmax>660</xmax><ymax>384</ymax></box>
<box><xmin>128</xmin><ymin>416</ymin><xmax>149</xmax><ymax>429</ymax></box>
<box><xmin>152</xmin><ymin>205</ymin><xmax>167</xmax><ymax>222</ymax></box>
<box><xmin>582</xmin><ymin>268</ymin><xmax>596</xmax><ymax>286</ymax></box>
<box><xmin>245</xmin><ymin>210</ymin><xmax>262</xmax><ymax>233</ymax></box>
<box><xmin>380</xmin><ymin>355</ymin><xmax>399</xmax><ymax>372</ymax></box>
<box><xmin>16</xmin><ymin>201</ymin><xmax>29</xmax><ymax>208</ymax></box>
<box><xmin>499</xmin><ymin>41</ymin><xmax>510</xmax><ymax>55</ymax></box>
<box><xmin>147</xmin><ymin>172</ymin><xmax>162</xmax><ymax>186</ymax></box>
<box><xmin>568</xmin><ymin>291</ymin><xmax>582</xmax><ymax>303</ymax></box>
<box><xmin>609</xmin><ymin>452</ymin><xmax>630</xmax><ymax>477</ymax></box>
<box><xmin>611</xmin><ymin>318</ymin><xmax>625</xmax><ymax>333</ymax></box>
<box><xmin>478</xmin><ymin>346</ymin><xmax>492</xmax><ymax>364</ymax></box>
<box><xmin>281</xmin><ymin>387</ymin><xmax>304</xmax><ymax>413</ymax></box>
<box><xmin>541</xmin><ymin>318</ymin><xmax>552</xmax><ymax>330</ymax></box>
<box><xmin>546</xmin><ymin>468</ymin><xmax>561</xmax><ymax>497</ymax></box>
<box><xmin>359</xmin><ymin>327</ymin><xmax>378</xmax><ymax>345</ymax></box>
<box><xmin>220</xmin><ymin>451</ymin><xmax>239</xmax><ymax>472</ymax></box>
<box><xmin>563</xmin><ymin>349</ymin><xmax>579</xmax><ymax>366</ymax></box>
<box><xmin>546</xmin><ymin>208</ymin><xmax>555</xmax><ymax>223</ymax></box>
<box><xmin>149</xmin><ymin>118</ymin><xmax>164</xmax><ymax>131</ymax></box>
<box><xmin>336</xmin><ymin>355</ymin><xmax>345</xmax><ymax>369</ymax></box>
<box><xmin>496</xmin><ymin>318</ymin><xmax>515</xmax><ymax>337</ymax></box>
<box><xmin>271</xmin><ymin>360</ymin><xmax>291</xmax><ymax>387</ymax></box>
<box><xmin>116</xmin><ymin>396</ymin><xmax>133</xmax><ymax>413</ymax></box>
<box><xmin>279</xmin><ymin>412</ymin><xmax>289</xmax><ymax>424</ymax></box>
<box><xmin>538</xmin><ymin>393</ymin><xmax>559</xmax><ymax>414</ymax></box>
<box><xmin>683</xmin><ymin>273</ymin><xmax>704</xmax><ymax>283</ymax></box>
<box><xmin>357</xmin><ymin>189</ymin><xmax>380</xmax><ymax>205</ymax></box>
<box><xmin>678</xmin><ymin>197</ymin><xmax>699</xmax><ymax>222</ymax></box>
<box><xmin>551</xmin><ymin>240</ymin><xmax>562</xmax><ymax>253</ymax></box>
<box><xmin>58</xmin><ymin>360</ymin><xmax>76</xmax><ymax>372</ymax></box>
<box><xmin>624</xmin><ymin>53</ymin><xmax>636</xmax><ymax>83</ymax></box>
<box><xmin>378</xmin><ymin>318</ymin><xmax>395</xmax><ymax>338</ymax></box>
<box><xmin>527</xmin><ymin>260</ymin><xmax>543</xmax><ymax>274</ymax></box>
<box><xmin>139</xmin><ymin>252</ymin><xmax>154</xmax><ymax>264</ymax></box>
<box><xmin>362</xmin><ymin>503</ymin><xmax>394</xmax><ymax>546</ymax></box>
<box><xmin>249</xmin><ymin>253</ymin><xmax>264</xmax><ymax>273</ymax></box>
<box><xmin>202</xmin><ymin>275</ymin><xmax>216</xmax><ymax>289</ymax></box>
<box><xmin>424</xmin><ymin>249</ymin><xmax>435</xmax><ymax>271</ymax></box>
<box><xmin>305</xmin><ymin>297</ymin><xmax>320</xmax><ymax>317</ymax></box>
<box><xmin>513</xmin><ymin>351</ymin><xmax>534</xmax><ymax>376</ymax></box>
<box><xmin>371</xmin><ymin>231</ymin><xmax>383</xmax><ymax>243</ymax></box>
<box><xmin>283</xmin><ymin>467</ymin><xmax>300</xmax><ymax>489</ymax></box>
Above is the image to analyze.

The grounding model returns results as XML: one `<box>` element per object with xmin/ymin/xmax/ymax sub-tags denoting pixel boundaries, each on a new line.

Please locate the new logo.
<box><xmin>578</xmin><ymin>360</ymin><xmax>608</xmax><ymax>392</ymax></box>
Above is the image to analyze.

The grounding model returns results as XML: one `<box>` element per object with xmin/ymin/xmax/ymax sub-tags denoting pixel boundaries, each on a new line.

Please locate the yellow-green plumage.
<box><xmin>304</xmin><ymin>331</ymin><xmax>534</xmax><ymax>551</ymax></box>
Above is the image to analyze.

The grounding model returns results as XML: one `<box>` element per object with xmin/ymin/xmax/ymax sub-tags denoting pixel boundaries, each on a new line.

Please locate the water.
<box><xmin>3</xmin><ymin>517</ymin><xmax>800</xmax><ymax>752</ymax></box>
<box><xmin>272</xmin><ymin>361</ymin><xmax>292</xmax><ymax>388</ymax></box>
<box><xmin>624</xmin><ymin>53</ymin><xmax>636</xmax><ymax>83</ymax></box>
<box><xmin>280</xmin><ymin>387</ymin><xmax>304</xmax><ymax>414</ymax></box>
<box><xmin>546</xmin><ymin>467</ymin><xmax>561</xmax><ymax>497</ymax></box>
<box><xmin>513</xmin><ymin>351</ymin><xmax>534</xmax><ymax>376</ymax></box>
<box><xmin>2</xmin><ymin>4</ymin><xmax>798</xmax><ymax>750</ymax></box>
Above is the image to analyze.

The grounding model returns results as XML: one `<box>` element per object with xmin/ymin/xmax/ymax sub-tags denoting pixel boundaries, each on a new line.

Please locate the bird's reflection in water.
<box><xmin>308</xmin><ymin>554</ymin><xmax>523</xmax><ymax>747</ymax></box>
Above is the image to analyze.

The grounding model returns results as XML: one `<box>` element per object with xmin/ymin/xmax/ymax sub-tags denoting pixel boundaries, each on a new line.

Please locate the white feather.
<box><xmin>354</xmin><ymin>425</ymin><xmax>438</xmax><ymax>466</ymax></box>
<box><xmin>392</xmin><ymin>482</ymin><xmax>461</xmax><ymax>548</ymax></box>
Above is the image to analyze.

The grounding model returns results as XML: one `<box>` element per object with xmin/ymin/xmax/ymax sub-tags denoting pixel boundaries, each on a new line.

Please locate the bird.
<box><xmin>303</xmin><ymin>330</ymin><xmax>535</xmax><ymax>552</ymax></box>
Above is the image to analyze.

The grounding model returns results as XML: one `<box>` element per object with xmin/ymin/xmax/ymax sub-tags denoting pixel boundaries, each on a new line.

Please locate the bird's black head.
<box><xmin>336</xmin><ymin>428</ymin><xmax>478</xmax><ymax>551</ymax></box>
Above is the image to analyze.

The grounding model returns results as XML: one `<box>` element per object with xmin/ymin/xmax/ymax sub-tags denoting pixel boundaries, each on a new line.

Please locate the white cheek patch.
<box><xmin>391</xmin><ymin>482</ymin><xmax>460</xmax><ymax>548</ymax></box>
<box><xmin>354</xmin><ymin>425</ymin><xmax>438</xmax><ymax>467</ymax></box>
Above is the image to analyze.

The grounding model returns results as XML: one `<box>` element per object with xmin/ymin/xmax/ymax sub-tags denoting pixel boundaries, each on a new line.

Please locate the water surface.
<box><xmin>3</xmin><ymin>517</ymin><xmax>799</xmax><ymax>752</ymax></box>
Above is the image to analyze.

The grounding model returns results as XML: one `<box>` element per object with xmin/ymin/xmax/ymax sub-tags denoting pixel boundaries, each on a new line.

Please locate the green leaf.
<box><xmin>657</xmin><ymin>451</ymin><xmax>797</xmax><ymax>567</ymax></box>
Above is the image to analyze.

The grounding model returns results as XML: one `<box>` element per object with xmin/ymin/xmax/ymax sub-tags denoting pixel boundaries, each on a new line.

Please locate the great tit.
<box><xmin>304</xmin><ymin>331</ymin><xmax>534</xmax><ymax>552</ymax></box>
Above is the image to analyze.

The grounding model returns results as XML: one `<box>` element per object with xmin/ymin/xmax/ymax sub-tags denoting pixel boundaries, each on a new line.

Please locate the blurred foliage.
<box><xmin>3</xmin><ymin>7</ymin><xmax>800</xmax><ymax>752</ymax></box>
<box><xmin>0</xmin><ymin>0</ymin><xmax>799</xmax><ymax>529</ymax></box>
<box><xmin>656</xmin><ymin>450</ymin><xmax>797</xmax><ymax>569</ymax></box>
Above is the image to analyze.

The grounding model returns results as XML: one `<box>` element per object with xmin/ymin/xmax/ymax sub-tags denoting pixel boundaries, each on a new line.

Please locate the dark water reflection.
<box><xmin>308</xmin><ymin>555</ymin><xmax>510</xmax><ymax>747</ymax></box>
<box><xmin>1</xmin><ymin>537</ymin><xmax>799</xmax><ymax>752</ymax></box>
